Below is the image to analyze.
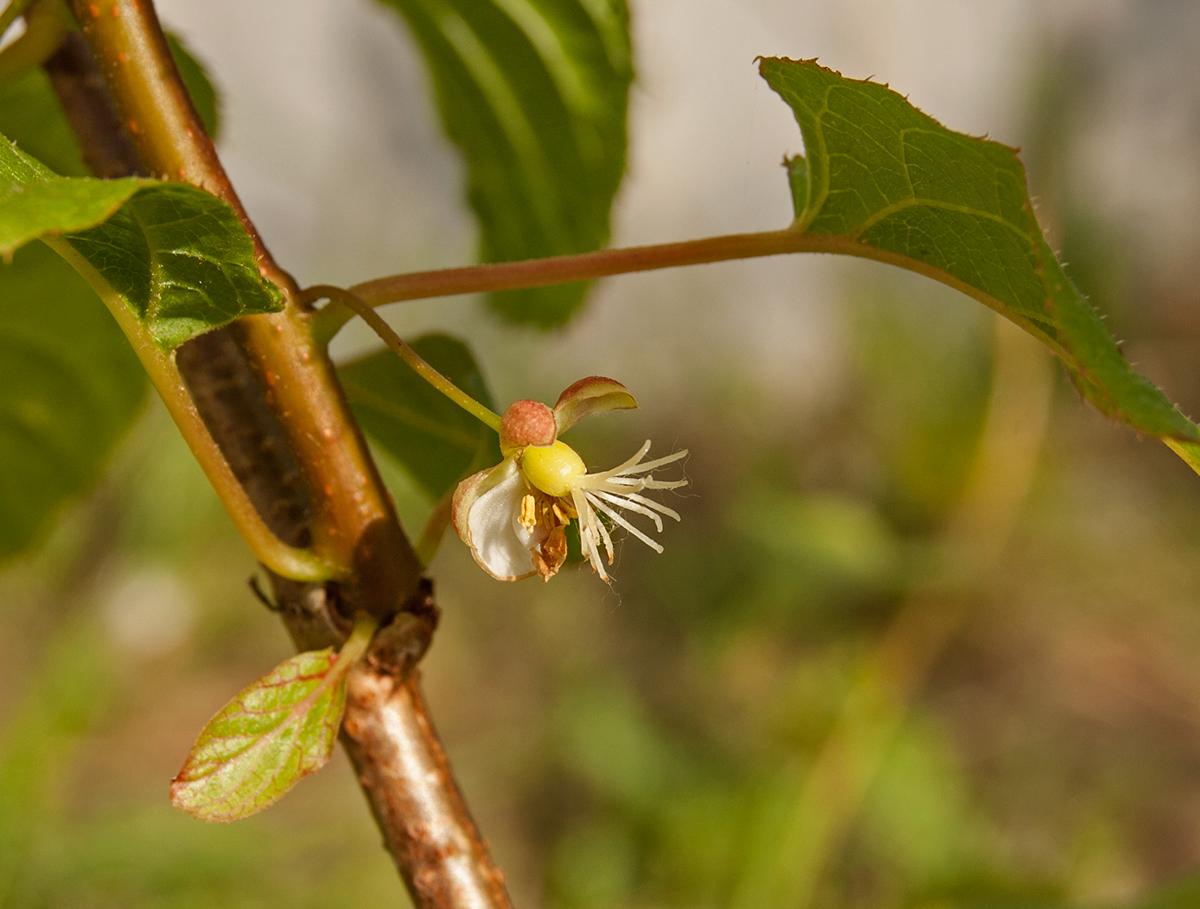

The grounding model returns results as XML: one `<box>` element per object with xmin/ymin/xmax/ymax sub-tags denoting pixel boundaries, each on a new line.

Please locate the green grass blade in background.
<box><xmin>0</xmin><ymin>242</ymin><xmax>146</xmax><ymax>563</ymax></box>
<box><xmin>1126</xmin><ymin>873</ymin><xmax>1200</xmax><ymax>909</ymax></box>
<box><xmin>338</xmin><ymin>333</ymin><xmax>499</xmax><ymax>500</ymax></box>
<box><xmin>375</xmin><ymin>0</ymin><xmax>632</xmax><ymax>327</ymax></box>
<box><xmin>760</xmin><ymin>57</ymin><xmax>1200</xmax><ymax>473</ymax></box>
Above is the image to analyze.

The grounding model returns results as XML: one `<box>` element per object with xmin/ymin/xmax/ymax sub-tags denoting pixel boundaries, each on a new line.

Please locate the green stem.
<box><xmin>45</xmin><ymin>237</ymin><xmax>336</xmax><ymax>583</ymax></box>
<box><xmin>337</xmin><ymin>611</ymin><xmax>379</xmax><ymax>668</ymax></box>
<box><xmin>304</xmin><ymin>284</ymin><xmax>502</xmax><ymax>432</ymax></box>
<box><xmin>0</xmin><ymin>0</ymin><xmax>69</xmax><ymax>84</ymax></box>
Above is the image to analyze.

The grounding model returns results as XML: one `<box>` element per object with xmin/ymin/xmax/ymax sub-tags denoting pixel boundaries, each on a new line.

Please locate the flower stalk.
<box><xmin>302</xmin><ymin>284</ymin><xmax>501</xmax><ymax>432</ymax></box>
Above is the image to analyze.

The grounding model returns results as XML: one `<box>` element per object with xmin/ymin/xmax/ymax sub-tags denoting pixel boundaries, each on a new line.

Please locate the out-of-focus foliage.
<box><xmin>165</xmin><ymin>33</ymin><xmax>220</xmax><ymax>139</ymax></box>
<box><xmin>0</xmin><ymin>242</ymin><xmax>145</xmax><ymax>563</ymax></box>
<box><xmin>374</xmin><ymin>0</ymin><xmax>633</xmax><ymax>327</ymax></box>
<box><xmin>340</xmin><ymin>333</ymin><xmax>499</xmax><ymax>500</ymax></box>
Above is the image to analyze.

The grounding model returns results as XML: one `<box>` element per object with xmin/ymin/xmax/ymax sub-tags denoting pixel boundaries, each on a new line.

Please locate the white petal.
<box><xmin>464</xmin><ymin>463</ymin><xmax>538</xmax><ymax>581</ymax></box>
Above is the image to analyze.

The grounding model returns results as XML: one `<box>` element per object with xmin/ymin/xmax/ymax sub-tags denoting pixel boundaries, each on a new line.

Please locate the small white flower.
<box><xmin>452</xmin><ymin>377</ymin><xmax>687</xmax><ymax>582</ymax></box>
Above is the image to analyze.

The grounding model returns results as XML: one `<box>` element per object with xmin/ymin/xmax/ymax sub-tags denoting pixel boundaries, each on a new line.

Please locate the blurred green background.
<box><xmin>6</xmin><ymin>1</ymin><xmax>1200</xmax><ymax>907</ymax></box>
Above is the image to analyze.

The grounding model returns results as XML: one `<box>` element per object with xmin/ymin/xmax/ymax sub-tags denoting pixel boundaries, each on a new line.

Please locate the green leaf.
<box><xmin>0</xmin><ymin>134</ymin><xmax>283</xmax><ymax>349</ymax></box>
<box><xmin>0</xmin><ymin>67</ymin><xmax>88</xmax><ymax>177</ymax></box>
<box><xmin>375</xmin><ymin>0</ymin><xmax>632</xmax><ymax>327</ymax></box>
<box><xmin>0</xmin><ymin>137</ymin><xmax>148</xmax><ymax>254</ymax></box>
<box><xmin>338</xmin><ymin>333</ymin><xmax>499</xmax><ymax>500</ymax></box>
<box><xmin>169</xmin><ymin>648</ymin><xmax>349</xmax><ymax>823</ymax></box>
<box><xmin>0</xmin><ymin>241</ymin><xmax>146</xmax><ymax>563</ymax></box>
<box><xmin>60</xmin><ymin>182</ymin><xmax>284</xmax><ymax>349</ymax></box>
<box><xmin>761</xmin><ymin>58</ymin><xmax>1200</xmax><ymax>471</ymax></box>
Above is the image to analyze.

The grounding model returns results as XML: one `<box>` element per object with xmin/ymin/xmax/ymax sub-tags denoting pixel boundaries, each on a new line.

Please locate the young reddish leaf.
<box><xmin>170</xmin><ymin>616</ymin><xmax>375</xmax><ymax>823</ymax></box>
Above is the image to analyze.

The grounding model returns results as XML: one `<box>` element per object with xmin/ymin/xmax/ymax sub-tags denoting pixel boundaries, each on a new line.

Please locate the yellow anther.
<box><xmin>518</xmin><ymin>493</ymin><xmax>538</xmax><ymax>532</ymax></box>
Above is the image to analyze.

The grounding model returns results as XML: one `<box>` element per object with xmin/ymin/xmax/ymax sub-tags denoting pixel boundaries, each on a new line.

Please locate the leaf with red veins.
<box><xmin>553</xmin><ymin>376</ymin><xmax>638</xmax><ymax>435</ymax></box>
<box><xmin>170</xmin><ymin>648</ymin><xmax>351</xmax><ymax>822</ymax></box>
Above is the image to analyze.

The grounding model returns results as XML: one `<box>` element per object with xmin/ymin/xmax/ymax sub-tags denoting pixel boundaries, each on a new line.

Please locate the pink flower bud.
<box><xmin>499</xmin><ymin>399</ymin><xmax>556</xmax><ymax>454</ymax></box>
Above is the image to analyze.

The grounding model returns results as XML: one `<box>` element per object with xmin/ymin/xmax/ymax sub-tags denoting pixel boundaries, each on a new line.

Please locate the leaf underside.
<box><xmin>338</xmin><ymin>332</ymin><xmax>500</xmax><ymax>500</ymax></box>
<box><xmin>761</xmin><ymin>57</ymin><xmax>1200</xmax><ymax>472</ymax></box>
<box><xmin>170</xmin><ymin>648</ymin><xmax>347</xmax><ymax>823</ymax></box>
<box><xmin>375</xmin><ymin>0</ymin><xmax>632</xmax><ymax>327</ymax></box>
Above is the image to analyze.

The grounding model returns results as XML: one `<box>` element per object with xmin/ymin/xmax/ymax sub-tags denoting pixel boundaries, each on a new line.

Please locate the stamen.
<box><xmin>593</xmin><ymin>503</ymin><xmax>615</xmax><ymax>564</ymax></box>
<box><xmin>585</xmin><ymin>492</ymin><xmax>664</xmax><ymax>553</ymax></box>
<box><xmin>572</xmin><ymin>488</ymin><xmax>608</xmax><ymax>580</ymax></box>
<box><xmin>640</xmin><ymin>478</ymin><xmax>688</xmax><ymax>490</ymax></box>
<box><xmin>588</xmin><ymin>440</ymin><xmax>653</xmax><ymax>482</ymax></box>
<box><xmin>592</xmin><ymin>490</ymin><xmax>665</xmax><ymax>532</ymax></box>
<box><xmin>518</xmin><ymin>494</ymin><xmax>538</xmax><ymax>533</ymax></box>
<box><xmin>622</xmin><ymin>492</ymin><xmax>681</xmax><ymax>522</ymax></box>
<box><xmin>613</xmin><ymin>448</ymin><xmax>689</xmax><ymax>475</ymax></box>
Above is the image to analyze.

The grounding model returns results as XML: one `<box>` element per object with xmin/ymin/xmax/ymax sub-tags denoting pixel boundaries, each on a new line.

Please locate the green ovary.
<box><xmin>520</xmin><ymin>441</ymin><xmax>586</xmax><ymax>497</ymax></box>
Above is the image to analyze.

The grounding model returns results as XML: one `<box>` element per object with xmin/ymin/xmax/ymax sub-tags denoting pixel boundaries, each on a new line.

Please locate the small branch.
<box><xmin>67</xmin><ymin>0</ymin><xmax>421</xmax><ymax>595</ymax></box>
<box><xmin>305</xmin><ymin>285</ymin><xmax>501</xmax><ymax>431</ymax></box>
<box><xmin>47</xmin><ymin>237</ymin><xmax>335</xmax><ymax>582</ymax></box>
<box><xmin>0</xmin><ymin>0</ymin><xmax>70</xmax><ymax>84</ymax></box>
<box><xmin>313</xmin><ymin>228</ymin><xmax>1044</xmax><ymax>347</ymax></box>
<box><xmin>342</xmin><ymin>669</ymin><xmax>513</xmax><ymax>909</ymax></box>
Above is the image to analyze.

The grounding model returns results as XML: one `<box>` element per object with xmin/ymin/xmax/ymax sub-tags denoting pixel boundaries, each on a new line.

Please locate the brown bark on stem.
<box><xmin>47</xmin><ymin>4</ymin><xmax>512</xmax><ymax>906</ymax></box>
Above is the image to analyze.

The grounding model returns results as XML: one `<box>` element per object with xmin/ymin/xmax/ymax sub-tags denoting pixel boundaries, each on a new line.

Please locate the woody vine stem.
<box><xmin>53</xmin><ymin>1</ymin><xmax>507</xmax><ymax>907</ymax></box>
